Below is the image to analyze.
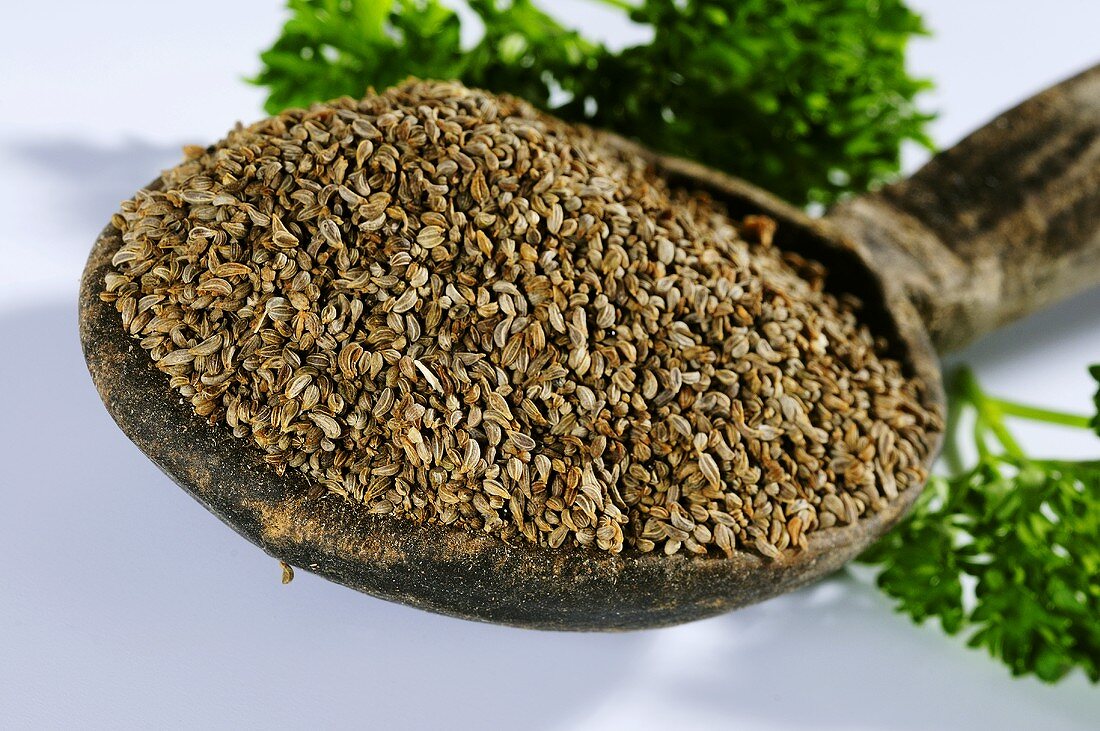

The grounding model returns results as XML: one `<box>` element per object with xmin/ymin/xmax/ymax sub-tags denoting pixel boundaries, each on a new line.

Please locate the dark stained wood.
<box><xmin>79</xmin><ymin>161</ymin><xmax>941</xmax><ymax>630</ymax></box>
<box><xmin>79</xmin><ymin>63</ymin><xmax>1100</xmax><ymax>629</ymax></box>
<box><xmin>829</xmin><ymin>63</ymin><xmax>1100</xmax><ymax>352</ymax></box>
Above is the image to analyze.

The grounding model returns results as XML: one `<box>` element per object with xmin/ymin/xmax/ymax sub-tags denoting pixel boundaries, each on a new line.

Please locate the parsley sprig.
<box><xmin>250</xmin><ymin>0</ymin><xmax>1100</xmax><ymax>683</ymax></box>
<box><xmin>251</xmin><ymin>0</ymin><xmax>933</xmax><ymax>205</ymax></box>
<box><xmin>861</xmin><ymin>367</ymin><xmax>1100</xmax><ymax>683</ymax></box>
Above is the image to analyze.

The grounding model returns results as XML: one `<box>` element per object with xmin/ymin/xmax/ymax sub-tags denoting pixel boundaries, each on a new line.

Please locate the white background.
<box><xmin>2</xmin><ymin>1</ymin><xmax>1099</xmax><ymax>728</ymax></box>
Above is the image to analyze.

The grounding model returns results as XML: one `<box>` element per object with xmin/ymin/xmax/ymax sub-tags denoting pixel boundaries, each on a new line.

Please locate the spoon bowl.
<box><xmin>80</xmin><ymin>64</ymin><xmax>1100</xmax><ymax>629</ymax></box>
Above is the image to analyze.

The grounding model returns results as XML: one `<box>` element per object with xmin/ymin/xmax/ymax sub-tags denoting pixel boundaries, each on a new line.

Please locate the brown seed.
<box><xmin>699</xmin><ymin>453</ymin><xmax>722</xmax><ymax>489</ymax></box>
<box><xmin>309</xmin><ymin>412</ymin><xmax>342</xmax><ymax>440</ymax></box>
<box><xmin>417</xmin><ymin>226</ymin><xmax>445</xmax><ymax>249</ymax></box>
<box><xmin>104</xmin><ymin>79</ymin><xmax>937</xmax><ymax>563</ymax></box>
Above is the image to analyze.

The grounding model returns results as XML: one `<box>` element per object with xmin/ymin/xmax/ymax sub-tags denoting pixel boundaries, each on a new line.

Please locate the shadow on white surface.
<box><xmin>0</xmin><ymin>304</ymin><xmax>647</xmax><ymax>729</ymax></box>
<box><xmin>0</xmin><ymin>140</ymin><xmax>189</xmax><ymax>305</ymax></box>
<box><xmin>8</xmin><ymin>139</ymin><xmax>184</xmax><ymax>242</ymax></box>
<box><xmin>943</xmin><ymin>282</ymin><xmax>1100</xmax><ymax>458</ymax></box>
<box><xmin>951</xmin><ymin>284</ymin><xmax>1100</xmax><ymax>372</ymax></box>
<box><xmin>618</xmin><ymin>578</ymin><xmax>1100</xmax><ymax>730</ymax></box>
<box><xmin>1</xmin><ymin>304</ymin><xmax>1097</xmax><ymax>730</ymax></box>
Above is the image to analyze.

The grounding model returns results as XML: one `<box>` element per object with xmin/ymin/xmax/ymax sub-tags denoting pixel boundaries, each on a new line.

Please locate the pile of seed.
<box><xmin>102</xmin><ymin>80</ymin><xmax>939</xmax><ymax>559</ymax></box>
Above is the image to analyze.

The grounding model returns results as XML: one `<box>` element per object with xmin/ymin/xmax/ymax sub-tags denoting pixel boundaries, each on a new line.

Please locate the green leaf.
<box><xmin>249</xmin><ymin>0</ymin><xmax>935</xmax><ymax>205</ymax></box>
<box><xmin>861</xmin><ymin>367</ymin><xmax>1100</xmax><ymax>683</ymax></box>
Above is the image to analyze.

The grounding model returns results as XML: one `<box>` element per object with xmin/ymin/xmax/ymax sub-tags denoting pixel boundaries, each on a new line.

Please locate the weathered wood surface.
<box><xmin>79</xmin><ymin>63</ymin><xmax>1100</xmax><ymax>629</ymax></box>
<box><xmin>829</xmin><ymin>63</ymin><xmax>1100</xmax><ymax>353</ymax></box>
<box><xmin>79</xmin><ymin>159</ymin><xmax>940</xmax><ymax>630</ymax></box>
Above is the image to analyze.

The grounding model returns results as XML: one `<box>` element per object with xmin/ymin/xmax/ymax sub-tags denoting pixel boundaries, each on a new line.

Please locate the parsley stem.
<box><xmin>956</xmin><ymin>368</ymin><xmax>1026</xmax><ymax>460</ymax></box>
<box><xmin>985</xmin><ymin>398</ymin><xmax>1092</xmax><ymax>430</ymax></box>
<box><xmin>1031</xmin><ymin>458</ymin><xmax>1100</xmax><ymax>471</ymax></box>
<box><xmin>589</xmin><ymin>0</ymin><xmax>637</xmax><ymax>11</ymax></box>
<box><xmin>941</xmin><ymin>375</ymin><xmax>967</xmax><ymax>473</ymax></box>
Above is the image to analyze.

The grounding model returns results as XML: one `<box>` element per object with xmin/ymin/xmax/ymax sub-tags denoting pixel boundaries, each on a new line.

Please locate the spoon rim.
<box><xmin>79</xmin><ymin>146</ymin><xmax>943</xmax><ymax>630</ymax></box>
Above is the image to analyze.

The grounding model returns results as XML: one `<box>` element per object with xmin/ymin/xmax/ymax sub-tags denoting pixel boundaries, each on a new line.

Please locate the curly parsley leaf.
<box><xmin>862</xmin><ymin>368</ymin><xmax>1100</xmax><ymax>683</ymax></box>
<box><xmin>251</xmin><ymin>0</ymin><xmax>466</xmax><ymax>114</ymax></box>
<box><xmin>251</xmin><ymin>0</ymin><xmax>934</xmax><ymax>205</ymax></box>
<box><xmin>860</xmin><ymin>477</ymin><xmax>968</xmax><ymax>634</ymax></box>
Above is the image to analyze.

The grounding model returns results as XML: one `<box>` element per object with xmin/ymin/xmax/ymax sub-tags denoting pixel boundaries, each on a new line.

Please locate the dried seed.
<box><xmin>104</xmin><ymin>79</ymin><xmax>937</xmax><ymax>564</ymax></box>
<box><xmin>417</xmin><ymin>225</ymin><xmax>445</xmax><ymax>249</ymax></box>
<box><xmin>698</xmin><ymin>453</ymin><xmax>722</xmax><ymax>489</ymax></box>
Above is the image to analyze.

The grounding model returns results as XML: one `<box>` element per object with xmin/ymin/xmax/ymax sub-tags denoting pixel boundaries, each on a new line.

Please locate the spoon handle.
<box><xmin>827</xmin><ymin>63</ymin><xmax>1100</xmax><ymax>353</ymax></box>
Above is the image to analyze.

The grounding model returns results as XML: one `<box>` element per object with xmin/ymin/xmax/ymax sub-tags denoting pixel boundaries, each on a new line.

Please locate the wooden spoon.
<box><xmin>80</xmin><ymin>64</ymin><xmax>1100</xmax><ymax>630</ymax></box>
